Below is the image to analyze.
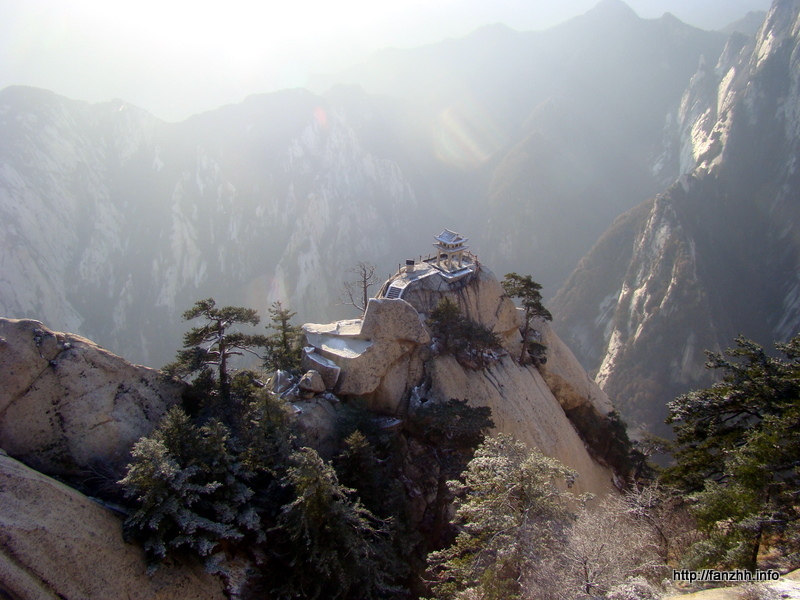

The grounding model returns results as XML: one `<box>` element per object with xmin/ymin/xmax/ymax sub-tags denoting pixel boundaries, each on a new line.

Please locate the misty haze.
<box><xmin>2</xmin><ymin>0</ymin><xmax>800</xmax><ymax>598</ymax></box>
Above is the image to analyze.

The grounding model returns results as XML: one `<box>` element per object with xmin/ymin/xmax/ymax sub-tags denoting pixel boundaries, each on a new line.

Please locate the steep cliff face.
<box><xmin>426</xmin><ymin>355</ymin><xmax>617</xmax><ymax>496</ymax></box>
<box><xmin>0</xmin><ymin>87</ymin><xmax>419</xmax><ymax>367</ymax></box>
<box><xmin>303</xmin><ymin>261</ymin><xmax>626</xmax><ymax>495</ymax></box>
<box><xmin>552</xmin><ymin>0</ymin><xmax>800</xmax><ymax>433</ymax></box>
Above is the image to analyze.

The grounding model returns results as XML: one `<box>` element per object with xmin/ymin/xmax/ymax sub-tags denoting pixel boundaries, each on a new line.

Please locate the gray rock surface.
<box><xmin>298</xmin><ymin>369</ymin><xmax>326</xmax><ymax>395</ymax></box>
<box><xmin>303</xmin><ymin>298</ymin><xmax>430</xmax><ymax>411</ymax></box>
<box><xmin>428</xmin><ymin>354</ymin><xmax>617</xmax><ymax>496</ymax></box>
<box><xmin>0</xmin><ymin>450</ymin><xmax>225</xmax><ymax>600</ymax></box>
<box><xmin>0</xmin><ymin>318</ymin><xmax>184</xmax><ymax>478</ymax></box>
<box><xmin>304</xmin><ymin>264</ymin><xmax>625</xmax><ymax>494</ymax></box>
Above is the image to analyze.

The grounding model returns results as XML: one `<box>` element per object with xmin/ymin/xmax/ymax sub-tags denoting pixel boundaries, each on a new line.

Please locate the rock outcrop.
<box><xmin>383</xmin><ymin>260</ymin><xmax>521</xmax><ymax>348</ymax></box>
<box><xmin>0</xmin><ymin>449</ymin><xmax>225</xmax><ymax>600</ymax></box>
<box><xmin>303</xmin><ymin>258</ymin><xmax>626</xmax><ymax>495</ymax></box>
<box><xmin>303</xmin><ymin>298</ymin><xmax>430</xmax><ymax>413</ymax></box>
<box><xmin>426</xmin><ymin>355</ymin><xmax>617</xmax><ymax>495</ymax></box>
<box><xmin>0</xmin><ymin>318</ymin><xmax>184</xmax><ymax>479</ymax></box>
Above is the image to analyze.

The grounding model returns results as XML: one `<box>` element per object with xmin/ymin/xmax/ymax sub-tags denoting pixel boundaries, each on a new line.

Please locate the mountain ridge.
<box><xmin>551</xmin><ymin>0</ymin><xmax>800</xmax><ymax>434</ymax></box>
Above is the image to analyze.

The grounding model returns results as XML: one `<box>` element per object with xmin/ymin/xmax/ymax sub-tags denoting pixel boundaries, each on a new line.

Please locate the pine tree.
<box><xmin>427</xmin><ymin>298</ymin><xmax>502</xmax><ymax>367</ymax></box>
<box><xmin>272</xmin><ymin>447</ymin><xmax>403</xmax><ymax>600</ymax></box>
<box><xmin>334</xmin><ymin>431</ymin><xmax>385</xmax><ymax>513</ymax></box>
<box><xmin>502</xmin><ymin>273</ymin><xmax>552</xmax><ymax>363</ymax></box>
<box><xmin>165</xmin><ymin>298</ymin><xmax>268</xmax><ymax>406</ymax></box>
<box><xmin>428</xmin><ymin>434</ymin><xmax>576</xmax><ymax>600</ymax></box>
<box><xmin>263</xmin><ymin>301</ymin><xmax>303</xmax><ymax>374</ymax></box>
<box><xmin>119</xmin><ymin>406</ymin><xmax>261</xmax><ymax>571</ymax></box>
<box><xmin>663</xmin><ymin>335</ymin><xmax>800</xmax><ymax>569</ymax></box>
<box><xmin>427</xmin><ymin>297</ymin><xmax>463</xmax><ymax>352</ymax></box>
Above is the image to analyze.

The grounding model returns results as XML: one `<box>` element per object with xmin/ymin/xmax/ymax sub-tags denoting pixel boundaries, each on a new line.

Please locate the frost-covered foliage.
<box><xmin>739</xmin><ymin>582</ymin><xmax>782</xmax><ymax>600</ymax></box>
<box><xmin>555</xmin><ymin>493</ymin><xmax>667</xmax><ymax>598</ymax></box>
<box><xmin>262</xmin><ymin>301</ymin><xmax>303</xmax><ymax>374</ymax></box>
<box><xmin>120</xmin><ymin>377</ymin><xmax>411</xmax><ymax>596</ymax></box>
<box><xmin>427</xmin><ymin>435</ymin><xmax>576</xmax><ymax>600</ymax></box>
<box><xmin>427</xmin><ymin>435</ymin><xmax>677</xmax><ymax>600</ymax></box>
<box><xmin>271</xmin><ymin>447</ymin><xmax>402</xmax><ymax>600</ymax></box>
<box><xmin>664</xmin><ymin>335</ymin><xmax>800</xmax><ymax>570</ymax></box>
<box><xmin>119</xmin><ymin>406</ymin><xmax>263</xmax><ymax>570</ymax></box>
<box><xmin>605</xmin><ymin>577</ymin><xmax>662</xmax><ymax>600</ymax></box>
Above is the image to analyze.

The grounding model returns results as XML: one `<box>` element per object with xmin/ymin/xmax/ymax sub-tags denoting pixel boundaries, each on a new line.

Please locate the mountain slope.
<box><xmin>0</xmin><ymin>2</ymin><xmax>732</xmax><ymax>369</ymax></box>
<box><xmin>0</xmin><ymin>87</ymin><xmax>421</xmax><ymax>366</ymax></box>
<box><xmin>551</xmin><ymin>0</ymin><xmax>800</xmax><ymax>434</ymax></box>
<box><xmin>313</xmin><ymin>3</ymin><xmax>727</xmax><ymax>292</ymax></box>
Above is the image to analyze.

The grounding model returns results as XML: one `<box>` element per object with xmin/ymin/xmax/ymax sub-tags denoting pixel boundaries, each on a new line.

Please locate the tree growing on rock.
<box><xmin>120</xmin><ymin>387</ymin><xmax>297</xmax><ymax>573</ymax></box>
<box><xmin>164</xmin><ymin>298</ymin><xmax>268</xmax><ymax>407</ymax></box>
<box><xmin>502</xmin><ymin>273</ymin><xmax>552</xmax><ymax>364</ymax></box>
<box><xmin>341</xmin><ymin>261</ymin><xmax>380</xmax><ymax>314</ymax></box>
<box><xmin>119</xmin><ymin>406</ymin><xmax>263</xmax><ymax>571</ymax></box>
<box><xmin>263</xmin><ymin>301</ymin><xmax>303</xmax><ymax>374</ymax></box>
<box><xmin>427</xmin><ymin>434</ymin><xmax>576</xmax><ymax>600</ymax></box>
<box><xmin>271</xmin><ymin>447</ymin><xmax>402</xmax><ymax>600</ymax></box>
<box><xmin>427</xmin><ymin>298</ymin><xmax>502</xmax><ymax>368</ymax></box>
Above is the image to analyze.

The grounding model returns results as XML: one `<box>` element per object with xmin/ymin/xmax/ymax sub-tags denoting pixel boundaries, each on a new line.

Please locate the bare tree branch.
<box><xmin>341</xmin><ymin>261</ymin><xmax>379</xmax><ymax>314</ymax></box>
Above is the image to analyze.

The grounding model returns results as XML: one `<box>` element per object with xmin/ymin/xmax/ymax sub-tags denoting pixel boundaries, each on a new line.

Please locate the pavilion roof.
<box><xmin>434</xmin><ymin>229</ymin><xmax>468</xmax><ymax>245</ymax></box>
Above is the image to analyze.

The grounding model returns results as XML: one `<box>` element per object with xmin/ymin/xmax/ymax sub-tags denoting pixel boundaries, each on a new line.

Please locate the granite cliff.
<box><xmin>0</xmin><ymin>317</ymin><xmax>222</xmax><ymax>600</ymax></box>
<box><xmin>302</xmin><ymin>250</ymin><xmax>628</xmax><ymax>496</ymax></box>
<box><xmin>552</xmin><ymin>0</ymin><xmax>800</xmax><ymax>434</ymax></box>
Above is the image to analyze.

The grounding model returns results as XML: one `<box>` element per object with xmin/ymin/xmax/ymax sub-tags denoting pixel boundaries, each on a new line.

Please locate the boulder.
<box><xmin>0</xmin><ymin>318</ymin><xmax>184</xmax><ymax>478</ymax></box>
<box><xmin>0</xmin><ymin>449</ymin><xmax>225</xmax><ymax>600</ymax></box>
<box><xmin>293</xmin><ymin>398</ymin><xmax>340</xmax><ymax>459</ymax></box>
<box><xmin>358</xmin><ymin>298</ymin><xmax>431</xmax><ymax>344</ymax></box>
<box><xmin>269</xmin><ymin>369</ymin><xmax>294</xmax><ymax>394</ymax></box>
<box><xmin>303</xmin><ymin>299</ymin><xmax>430</xmax><ymax>410</ymax></box>
<box><xmin>300</xmin><ymin>349</ymin><xmax>340</xmax><ymax>389</ymax></box>
<box><xmin>298</xmin><ymin>370</ymin><xmax>326</xmax><ymax>395</ymax></box>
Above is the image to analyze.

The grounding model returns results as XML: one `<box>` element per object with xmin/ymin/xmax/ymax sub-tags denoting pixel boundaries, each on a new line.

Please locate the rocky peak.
<box><xmin>552</xmin><ymin>0</ymin><xmax>800</xmax><ymax>436</ymax></box>
<box><xmin>302</xmin><ymin>246</ymin><xmax>632</xmax><ymax>495</ymax></box>
<box><xmin>584</xmin><ymin>0</ymin><xmax>640</xmax><ymax>23</ymax></box>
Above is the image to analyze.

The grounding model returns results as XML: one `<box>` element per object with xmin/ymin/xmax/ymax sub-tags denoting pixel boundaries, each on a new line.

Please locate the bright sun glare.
<box><xmin>73</xmin><ymin>0</ymin><xmax>435</xmax><ymax>62</ymax></box>
<box><xmin>2</xmin><ymin>0</ymin><xmax>774</xmax><ymax>121</ymax></box>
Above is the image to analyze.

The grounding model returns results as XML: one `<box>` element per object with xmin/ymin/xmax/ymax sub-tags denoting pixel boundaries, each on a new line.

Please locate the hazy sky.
<box><xmin>1</xmin><ymin>0</ymin><xmax>772</xmax><ymax>122</ymax></box>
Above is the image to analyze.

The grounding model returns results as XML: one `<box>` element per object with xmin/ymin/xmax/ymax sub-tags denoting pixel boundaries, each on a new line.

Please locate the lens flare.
<box><xmin>432</xmin><ymin>98</ymin><xmax>504</xmax><ymax>169</ymax></box>
<box><xmin>314</xmin><ymin>106</ymin><xmax>329</xmax><ymax>130</ymax></box>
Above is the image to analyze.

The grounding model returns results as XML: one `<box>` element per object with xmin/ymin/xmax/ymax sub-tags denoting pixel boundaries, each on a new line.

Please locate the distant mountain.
<box><xmin>312</xmin><ymin>1</ymin><xmax>727</xmax><ymax>293</ymax></box>
<box><xmin>551</xmin><ymin>0</ymin><xmax>800</xmax><ymax>435</ymax></box>
<box><xmin>0</xmin><ymin>1</ymin><xmax>735</xmax><ymax>370</ymax></box>
<box><xmin>0</xmin><ymin>86</ymin><xmax>428</xmax><ymax>366</ymax></box>
<box><xmin>721</xmin><ymin>10</ymin><xmax>767</xmax><ymax>36</ymax></box>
